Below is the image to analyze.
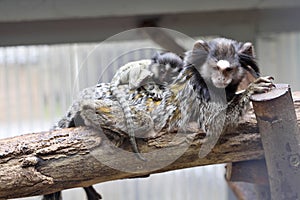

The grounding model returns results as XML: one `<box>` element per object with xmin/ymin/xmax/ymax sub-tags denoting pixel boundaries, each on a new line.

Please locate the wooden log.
<box><xmin>0</xmin><ymin>91</ymin><xmax>299</xmax><ymax>199</ymax></box>
<box><xmin>251</xmin><ymin>84</ymin><xmax>300</xmax><ymax>200</ymax></box>
<box><xmin>0</xmin><ymin>124</ymin><xmax>264</xmax><ymax>199</ymax></box>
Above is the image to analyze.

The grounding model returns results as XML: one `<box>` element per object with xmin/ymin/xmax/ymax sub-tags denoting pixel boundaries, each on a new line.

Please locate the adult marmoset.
<box><xmin>153</xmin><ymin>37</ymin><xmax>273</xmax><ymax>157</ymax></box>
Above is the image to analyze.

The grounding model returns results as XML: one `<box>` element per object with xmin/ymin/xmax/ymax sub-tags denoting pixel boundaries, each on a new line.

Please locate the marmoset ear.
<box><xmin>239</xmin><ymin>42</ymin><xmax>255</xmax><ymax>57</ymax></box>
<box><xmin>193</xmin><ymin>40</ymin><xmax>210</xmax><ymax>52</ymax></box>
<box><xmin>238</xmin><ymin>42</ymin><xmax>260</xmax><ymax>78</ymax></box>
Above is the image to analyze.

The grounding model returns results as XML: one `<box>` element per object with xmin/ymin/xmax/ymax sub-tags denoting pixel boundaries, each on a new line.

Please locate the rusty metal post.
<box><xmin>226</xmin><ymin>160</ymin><xmax>271</xmax><ymax>200</ymax></box>
<box><xmin>226</xmin><ymin>159</ymin><xmax>269</xmax><ymax>185</ymax></box>
<box><xmin>251</xmin><ymin>84</ymin><xmax>300</xmax><ymax>200</ymax></box>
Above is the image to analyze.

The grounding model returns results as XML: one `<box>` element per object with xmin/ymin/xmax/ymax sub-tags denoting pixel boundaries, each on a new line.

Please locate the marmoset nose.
<box><xmin>218</xmin><ymin>77</ymin><xmax>226</xmax><ymax>81</ymax></box>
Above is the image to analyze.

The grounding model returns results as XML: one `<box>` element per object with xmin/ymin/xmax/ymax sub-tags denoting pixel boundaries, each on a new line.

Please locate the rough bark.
<box><xmin>0</xmin><ymin>91</ymin><xmax>299</xmax><ymax>199</ymax></box>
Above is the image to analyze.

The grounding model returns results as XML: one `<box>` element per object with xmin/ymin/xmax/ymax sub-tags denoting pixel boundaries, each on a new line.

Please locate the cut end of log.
<box><xmin>250</xmin><ymin>84</ymin><xmax>290</xmax><ymax>102</ymax></box>
<box><xmin>251</xmin><ymin>84</ymin><xmax>290</xmax><ymax>102</ymax></box>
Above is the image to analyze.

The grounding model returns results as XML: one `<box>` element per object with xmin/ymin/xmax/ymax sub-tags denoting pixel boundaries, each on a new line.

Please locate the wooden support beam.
<box><xmin>227</xmin><ymin>182</ymin><xmax>271</xmax><ymax>200</ymax></box>
<box><xmin>251</xmin><ymin>84</ymin><xmax>300</xmax><ymax>200</ymax></box>
<box><xmin>226</xmin><ymin>160</ymin><xmax>271</xmax><ymax>200</ymax></box>
<box><xmin>226</xmin><ymin>159</ymin><xmax>269</xmax><ymax>185</ymax></box>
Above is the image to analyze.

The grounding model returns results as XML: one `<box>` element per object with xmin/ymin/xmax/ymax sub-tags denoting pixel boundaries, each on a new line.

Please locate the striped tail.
<box><xmin>111</xmin><ymin>83</ymin><xmax>146</xmax><ymax>161</ymax></box>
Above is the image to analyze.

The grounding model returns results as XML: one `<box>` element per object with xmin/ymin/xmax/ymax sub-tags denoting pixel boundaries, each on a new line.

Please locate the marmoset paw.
<box><xmin>247</xmin><ymin>76</ymin><xmax>275</xmax><ymax>94</ymax></box>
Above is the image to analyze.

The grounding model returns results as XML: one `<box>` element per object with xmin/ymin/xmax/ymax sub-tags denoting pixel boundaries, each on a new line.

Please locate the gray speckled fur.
<box><xmin>109</xmin><ymin>53</ymin><xmax>183</xmax><ymax>159</ymax></box>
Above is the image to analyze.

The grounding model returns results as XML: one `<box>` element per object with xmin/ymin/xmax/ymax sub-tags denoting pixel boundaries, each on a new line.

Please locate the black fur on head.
<box><xmin>152</xmin><ymin>51</ymin><xmax>184</xmax><ymax>71</ymax></box>
<box><xmin>151</xmin><ymin>51</ymin><xmax>184</xmax><ymax>85</ymax></box>
<box><xmin>237</xmin><ymin>42</ymin><xmax>260</xmax><ymax>78</ymax></box>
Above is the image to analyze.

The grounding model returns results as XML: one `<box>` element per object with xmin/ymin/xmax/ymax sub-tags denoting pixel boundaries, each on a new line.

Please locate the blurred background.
<box><xmin>1</xmin><ymin>1</ymin><xmax>300</xmax><ymax>200</ymax></box>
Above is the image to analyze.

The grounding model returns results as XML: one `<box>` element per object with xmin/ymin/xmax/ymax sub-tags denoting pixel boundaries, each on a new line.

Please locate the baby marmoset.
<box><xmin>110</xmin><ymin>52</ymin><xmax>183</xmax><ymax>160</ymax></box>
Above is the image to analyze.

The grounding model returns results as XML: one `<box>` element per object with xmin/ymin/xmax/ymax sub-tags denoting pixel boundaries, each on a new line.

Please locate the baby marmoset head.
<box><xmin>184</xmin><ymin>38</ymin><xmax>260</xmax><ymax>89</ymax></box>
<box><xmin>150</xmin><ymin>52</ymin><xmax>184</xmax><ymax>85</ymax></box>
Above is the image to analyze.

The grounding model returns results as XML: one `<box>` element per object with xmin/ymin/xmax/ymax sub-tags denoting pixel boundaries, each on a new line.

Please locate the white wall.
<box><xmin>257</xmin><ymin>32</ymin><xmax>300</xmax><ymax>91</ymax></box>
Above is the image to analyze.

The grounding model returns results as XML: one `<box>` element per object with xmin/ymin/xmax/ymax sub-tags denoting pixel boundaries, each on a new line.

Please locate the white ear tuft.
<box><xmin>239</xmin><ymin>42</ymin><xmax>255</xmax><ymax>57</ymax></box>
<box><xmin>193</xmin><ymin>40</ymin><xmax>209</xmax><ymax>52</ymax></box>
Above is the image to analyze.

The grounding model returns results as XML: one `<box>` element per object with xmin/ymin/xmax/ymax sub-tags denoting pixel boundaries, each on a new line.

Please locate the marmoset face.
<box><xmin>205</xmin><ymin>57</ymin><xmax>244</xmax><ymax>88</ymax></box>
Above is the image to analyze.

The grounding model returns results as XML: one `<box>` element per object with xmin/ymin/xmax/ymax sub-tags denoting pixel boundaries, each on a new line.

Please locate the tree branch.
<box><xmin>1</xmin><ymin>92</ymin><xmax>299</xmax><ymax>199</ymax></box>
